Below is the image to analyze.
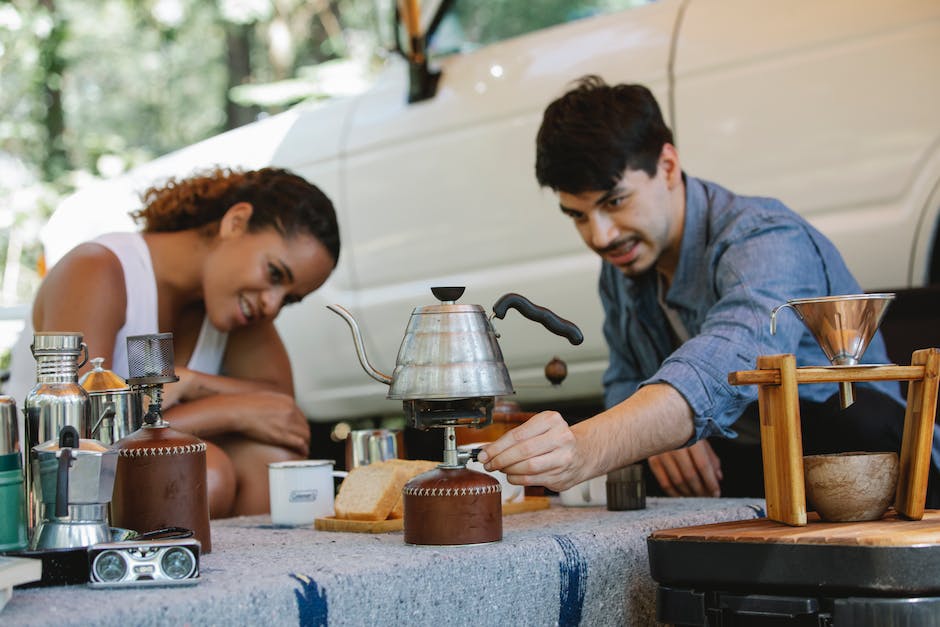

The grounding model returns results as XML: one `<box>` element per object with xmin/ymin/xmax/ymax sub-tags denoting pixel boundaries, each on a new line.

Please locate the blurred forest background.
<box><xmin>0</xmin><ymin>0</ymin><xmax>386</xmax><ymax>314</ymax></box>
<box><xmin>0</xmin><ymin>0</ymin><xmax>636</xmax><ymax>371</ymax></box>
<box><xmin>0</xmin><ymin>0</ymin><xmax>390</xmax><ymax>368</ymax></box>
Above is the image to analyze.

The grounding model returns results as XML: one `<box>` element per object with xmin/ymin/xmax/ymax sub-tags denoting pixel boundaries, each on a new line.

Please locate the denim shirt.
<box><xmin>600</xmin><ymin>175</ymin><xmax>902</xmax><ymax>442</ymax></box>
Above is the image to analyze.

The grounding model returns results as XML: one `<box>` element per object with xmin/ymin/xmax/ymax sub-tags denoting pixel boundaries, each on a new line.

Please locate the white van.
<box><xmin>35</xmin><ymin>0</ymin><xmax>940</xmax><ymax>422</ymax></box>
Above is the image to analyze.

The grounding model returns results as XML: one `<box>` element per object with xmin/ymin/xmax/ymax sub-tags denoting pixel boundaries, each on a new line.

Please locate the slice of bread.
<box><xmin>332</xmin><ymin>459</ymin><xmax>439</xmax><ymax>521</ymax></box>
<box><xmin>386</xmin><ymin>460</ymin><xmax>439</xmax><ymax>519</ymax></box>
<box><xmin>333</xmin><ymin>461</ymin><xmax>407</xmax><ymax>521</ymax></box>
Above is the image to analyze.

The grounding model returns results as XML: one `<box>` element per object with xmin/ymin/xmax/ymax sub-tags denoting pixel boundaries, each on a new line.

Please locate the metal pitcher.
<box><xmin>81</xmin><ymin>357</ymin><xmax>143</xmax><ymax>446</ymax></box>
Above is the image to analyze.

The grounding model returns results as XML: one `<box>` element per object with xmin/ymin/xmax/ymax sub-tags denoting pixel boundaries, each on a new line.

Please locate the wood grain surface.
<box><xmin>728</xmin><ymin>364</ymin><xmax>924</xmax><ymax>386</ymax></box>
<box><xmin>650</xmin><ymin>509</ymin><xmax>940</xmax><ymax>546</ymax></box>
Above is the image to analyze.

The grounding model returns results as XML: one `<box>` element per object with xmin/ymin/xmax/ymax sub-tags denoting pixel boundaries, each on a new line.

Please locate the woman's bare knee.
<box><xmin>223</xmin><ymin>440</ymin><xmax>304</xmax><ymax>516</ymax></box>
<box><xmin>205</xmin><ymin>441</ymin><xmax>237</xmax><ymax>519</ymax></box>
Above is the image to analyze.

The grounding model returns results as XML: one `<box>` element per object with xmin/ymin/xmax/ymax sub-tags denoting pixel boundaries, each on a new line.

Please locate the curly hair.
<box><xmin>535</xmin><ymin>75</ymin><xmax>674</xmax><ymax>194</ymax></box>
<box><xmin>132</xmin><ymin>167</ymin><xmax>341</xmax><ymax>264</ymax></box>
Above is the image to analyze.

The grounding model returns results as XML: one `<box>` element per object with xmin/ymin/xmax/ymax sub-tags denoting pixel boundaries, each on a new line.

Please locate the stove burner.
<box><xmin>403</xmin><ymin>397</ymin><xmax>495</xmax><ymax>430</ymax></box>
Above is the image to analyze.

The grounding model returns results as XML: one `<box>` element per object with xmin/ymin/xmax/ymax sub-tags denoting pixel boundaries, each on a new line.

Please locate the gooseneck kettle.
<box><xmin>327</xmin><ymin>286</ymin><xmax>583</xmax><ymax>403</ymax></box>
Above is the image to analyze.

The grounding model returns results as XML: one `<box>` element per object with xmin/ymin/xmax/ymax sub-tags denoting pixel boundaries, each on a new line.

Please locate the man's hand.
<box><xmin>647</xmin><ymin>439</ymin><xmax>722</xmax><ymax>497</ymax></box>
<box><xmin>478</xmin><ymin>411</ymin><xmax>586</xmax><ymax>492</ymax></box>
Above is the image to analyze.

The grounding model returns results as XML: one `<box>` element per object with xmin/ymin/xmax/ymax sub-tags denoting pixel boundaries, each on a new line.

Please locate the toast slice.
<box><xmin>333</xmin><ymin>459</ymin><xmax>440</xmax><ymax>521</ymax></box>
<box><xmin>333</xmin><ymin>462</ymin><xmax>408</xmax><ymax>521</ymax></box>
<box><xmin>386</xmin><ymin>459</ymin><xmax>440</xmax><ymax>519</ymax></box>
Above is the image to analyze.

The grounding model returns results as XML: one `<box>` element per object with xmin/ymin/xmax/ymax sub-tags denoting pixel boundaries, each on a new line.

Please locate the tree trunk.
<box><xmin>224</xmin><ymin>22</ymin><xmax>260</xmax><ymax>130</ymax></box>
<box><xmin>37</xmin><ymin>0</ymin><xmax>69</xmax><ymax>181</ymax></box>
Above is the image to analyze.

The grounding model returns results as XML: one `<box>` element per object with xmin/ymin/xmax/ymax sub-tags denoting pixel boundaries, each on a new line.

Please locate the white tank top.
<box><xmin>6</xmin><ymin>232</ymin><xmax>228</xmax><ymax>402</ymax></box>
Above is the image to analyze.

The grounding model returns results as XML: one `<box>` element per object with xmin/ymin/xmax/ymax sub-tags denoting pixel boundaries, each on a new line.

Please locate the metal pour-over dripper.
<box><xmin>770</xmin><ymin>293</ymin><xmax>895</xmax><ymax>408</ymax></box>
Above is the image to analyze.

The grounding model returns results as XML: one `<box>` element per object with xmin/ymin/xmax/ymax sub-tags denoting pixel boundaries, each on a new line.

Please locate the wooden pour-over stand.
<box><xmin>727</xmin><ymin>348</ymin><xmax>940</xmax><ymax>526</ymax></box>
<box><xmin>647</xmin><ymin>349</ymin><xmax>940</xmax><ymax>621</ymax></box>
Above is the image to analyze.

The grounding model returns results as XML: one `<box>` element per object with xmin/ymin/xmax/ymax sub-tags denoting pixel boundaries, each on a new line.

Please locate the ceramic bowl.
<box><xmin>803</xmin><ymin>451</ymin><xmax>898</xmax><ymax>522</ymax></box>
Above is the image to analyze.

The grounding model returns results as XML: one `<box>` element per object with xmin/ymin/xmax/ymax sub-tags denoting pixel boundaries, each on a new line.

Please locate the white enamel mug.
<box><xmin>458</xmin><ymin>443</ymin><xmax>525</xmax><ymax>504</ymax></box>
<box><xmin>559</xmin><ymin>475</ymin><xmax>607</xmax><ymax>507</ymax></box>
<box><xmin>268</xmin><ymin>460</ymin><xmax>347</xmax><ymax>526</ymax></box>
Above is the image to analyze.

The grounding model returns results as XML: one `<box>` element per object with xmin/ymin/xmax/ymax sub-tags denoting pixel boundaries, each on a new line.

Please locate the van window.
<box><xmin>428</xmin><ymin>0</ymin><xmax>655</xmax><ymax>56</ymax></box>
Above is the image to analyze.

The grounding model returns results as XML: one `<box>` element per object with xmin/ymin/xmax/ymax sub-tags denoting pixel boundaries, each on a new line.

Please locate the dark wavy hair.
<box><xmin>535</xmin><ymin>75</ymin><xmax>675</xmax><ymax>193</ymax></box>
<box><xmin>133</xmin><ymin>167</ymin><xmax>341</xmax><ymax>265</ymax></box>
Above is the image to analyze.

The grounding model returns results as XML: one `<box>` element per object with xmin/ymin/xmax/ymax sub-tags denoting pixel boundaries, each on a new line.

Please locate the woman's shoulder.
<box><xmin>53</xmin><ymin>241</ymin><xmax>126</xmax><ymax>279</ymax></box>
<box><xmin>37</xmin><ymin>242</ymin><xmax>126</xmax><ymax>307</ymax></box>
<box><xmin>32</xmin><ymin>242</ymin><xmax>128</xmax><ymax>332</ymax></box>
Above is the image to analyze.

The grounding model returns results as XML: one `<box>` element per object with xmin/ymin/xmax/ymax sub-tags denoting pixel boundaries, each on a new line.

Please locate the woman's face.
<box><xmin>203</xmin><ymin>216</ymin><xmax>334</xmax><ymax>332</ymax></box>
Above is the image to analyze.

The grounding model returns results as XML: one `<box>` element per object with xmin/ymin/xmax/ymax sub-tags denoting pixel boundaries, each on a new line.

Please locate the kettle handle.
<box><xmin>492</xmin><ymin>293</ymin><xmax>584</xmax><ymax>345</ymax></box>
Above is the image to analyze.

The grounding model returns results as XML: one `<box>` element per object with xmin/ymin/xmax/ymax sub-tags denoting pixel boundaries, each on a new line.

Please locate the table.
<box><xmin>2</xmin><ymin>497</ymin><xmax>763</xmax><ymax>627</ymax></box>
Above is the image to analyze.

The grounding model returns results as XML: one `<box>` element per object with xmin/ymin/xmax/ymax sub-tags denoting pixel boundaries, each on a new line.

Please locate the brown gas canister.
<box><xmin>110</xmin><ymin>424</ymin><xmax>212</xmax><ymax>553</ymax></box>
<box><xmin>402</xmin><ymin>466</ymin><xmax>501</xmax><ymax>545</ymax></box>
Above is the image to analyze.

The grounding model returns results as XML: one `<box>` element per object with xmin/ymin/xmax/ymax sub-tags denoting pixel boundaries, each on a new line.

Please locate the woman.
<box><xmin>9</xmin><ymin>167</ymin><xmax>340</xmax><ymax>518</ymax></box>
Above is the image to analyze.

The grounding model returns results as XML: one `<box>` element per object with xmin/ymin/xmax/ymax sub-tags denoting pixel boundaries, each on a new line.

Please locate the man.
<box><xmin>479</xmin><ymin>75</ymin><xmax>940</xmax><ymax>505</ymax></box>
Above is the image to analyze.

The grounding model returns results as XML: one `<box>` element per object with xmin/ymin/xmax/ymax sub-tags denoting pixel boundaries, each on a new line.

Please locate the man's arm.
<box><xmin>596</xmin><ymin>264</ymin><xmax>722</xmax><ymax>496</ymax></box>
<box><xmin>480</xmin><ymin>382</ymin><xmax>693</xmax><ymax>491</ymax></box>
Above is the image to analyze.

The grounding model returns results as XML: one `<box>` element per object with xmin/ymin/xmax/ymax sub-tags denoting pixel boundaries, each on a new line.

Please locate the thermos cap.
<box><xmin>31</xmin><ymin>331</ymin><xmax>84</xmax><ymax>354</ymax></box>
<box><xmin>0</xmin><ymin>396</ymin><xmax>18</xmax><ymax>456</ymax></box>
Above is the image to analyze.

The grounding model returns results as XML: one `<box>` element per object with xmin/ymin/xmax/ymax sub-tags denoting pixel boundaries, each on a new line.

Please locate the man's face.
<box><xmin>558</xmin><ymin>147</ymin><xmax>684</xmax><ymax>278</ymax></box>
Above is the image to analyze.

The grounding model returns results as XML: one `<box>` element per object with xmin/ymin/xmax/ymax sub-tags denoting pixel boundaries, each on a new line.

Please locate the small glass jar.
<box><xmin>606</xmin><ymin>464</ymin><xmax>646</xmax><ymax>511</ymax></box>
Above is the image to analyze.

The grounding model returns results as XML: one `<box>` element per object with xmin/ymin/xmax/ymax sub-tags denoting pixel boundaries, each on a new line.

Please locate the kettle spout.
<box><xmin>326</xmin><ymin>304</ymin><xmax>393</xmax><ymax>385</ymax></box>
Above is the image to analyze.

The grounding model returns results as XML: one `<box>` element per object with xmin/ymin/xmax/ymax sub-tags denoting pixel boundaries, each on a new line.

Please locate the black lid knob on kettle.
<box><xmin>431</xmin><ymin>286</ymin><xmax>466</xmax><ymax>302</ymax></box>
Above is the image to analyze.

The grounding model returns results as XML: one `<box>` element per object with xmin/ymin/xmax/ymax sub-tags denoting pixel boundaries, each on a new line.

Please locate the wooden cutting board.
<box><xmin>314</xmin><ymin>496</ymin><xmax>551</xmax><ymax>534</ymax></box>
<box><xmin>651</xmin><ymin>509</ymin><xmax>940</xmax><ymax>547</ymax></box>
<box><xmin>314</xmin><ymin>516</ymin><xmax>404</xmax><ymax>533</ymax></box>
<box><xmin>502</xmin><ymin>495</ymin><xmax>550</xmax><ymax>515</ymax></box>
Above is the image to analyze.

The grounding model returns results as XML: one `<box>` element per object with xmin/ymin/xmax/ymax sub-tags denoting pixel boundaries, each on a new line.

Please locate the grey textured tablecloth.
<box><xmin>2</xmin><ymin>497</ymin><xmax>763</xmax><ymax>627</ymax></box>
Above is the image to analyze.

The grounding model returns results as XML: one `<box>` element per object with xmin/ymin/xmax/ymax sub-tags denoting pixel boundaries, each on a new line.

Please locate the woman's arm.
<box><xmin>162</xmin><ymin>390</ymin><xmax>309</xmax><ymax>455</ymax></box>
<box><xmin>162</xmin><ymin>319</ymin><xmax>309</xmax><ymax>455</ymax></box>
<box><xmin>165</xmin><ymin>320</ymin><xmax>294</xmax><ymax>404</ymax></box>
<box><xmin>32</xmin><ymin>244</ymin><xmax>126</xmax><ymax>374</ymax></box>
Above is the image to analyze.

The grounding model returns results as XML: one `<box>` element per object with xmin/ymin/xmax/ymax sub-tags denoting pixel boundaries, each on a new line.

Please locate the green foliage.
<box><xmin>0</xmin><ymin>0</ymin><xmax>383</xmax><ymax>310</ymax></box>
<box><xmin>1</xmin><ymin>0</ymin><xmax>385</xmax><ymax>186</ymax></box>
<box><xmin>1</xmin><ymin>0</ymin><xmax>641</xmax><ymax>313</ymax></box>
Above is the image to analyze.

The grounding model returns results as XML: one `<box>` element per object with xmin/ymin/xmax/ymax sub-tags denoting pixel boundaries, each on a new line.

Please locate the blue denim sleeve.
<box><xmin>643</xmin><ymin>218</ymin><xmax>829</xmax><ymax>442</ymax></box>
<box><xmin>599</xmin><ymin>268</ymin><xmax>642</xmax><ymax>410</ymax></box>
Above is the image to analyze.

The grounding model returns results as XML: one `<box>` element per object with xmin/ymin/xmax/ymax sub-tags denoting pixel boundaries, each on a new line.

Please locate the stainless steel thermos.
<box><xmin>23</xmin><ymin>332</ymin><xmax>91</xmax><ymax>535</ymax></box>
